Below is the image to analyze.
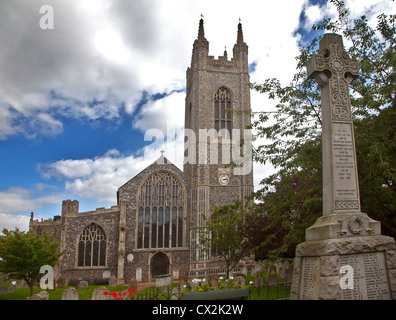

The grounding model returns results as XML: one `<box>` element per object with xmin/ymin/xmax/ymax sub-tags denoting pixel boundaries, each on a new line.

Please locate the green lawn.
<box><xmin>0</xmin><ymin>284</ymin><xmax>130</xmax><ymax>300</ymax></box>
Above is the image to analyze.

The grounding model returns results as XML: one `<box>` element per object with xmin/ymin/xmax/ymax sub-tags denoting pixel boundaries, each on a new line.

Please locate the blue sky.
<box><xmin>0</xmin><ymin>0</ymin><xmax>394</xmax><ymax>232</ymax></box>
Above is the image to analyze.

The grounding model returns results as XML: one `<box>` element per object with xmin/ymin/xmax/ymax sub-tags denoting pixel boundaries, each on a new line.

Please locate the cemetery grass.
<box><xmin>0</xmin><ymin>284</ymin><xmax>290</xmax><ymax>300</ymax></box>
<box><xmin>0</xmin><ymin>284</ymin><xmax>129</xmax><ymax>300</ymax></box>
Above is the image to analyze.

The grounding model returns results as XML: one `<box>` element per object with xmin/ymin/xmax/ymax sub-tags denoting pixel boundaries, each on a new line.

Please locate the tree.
<box><xmin>0</xmin><ymin>228</ymin><xmax>63</xmax><ymax>296</ymax></box>
<box><xmin>249</xmin><ymin>0</ymin><xmax>396</xmax><ymax>257</ymax></box>
<box><xmin>196</xmin><ymin>200</ymin><xmax>253</xmax><ymax>278</ymax></box>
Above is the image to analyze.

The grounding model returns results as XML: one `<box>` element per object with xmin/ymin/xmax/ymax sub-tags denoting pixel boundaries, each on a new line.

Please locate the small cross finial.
<box><xmin>239</xmin><ymin>17</ymin><xmax>242</xmax><ymax>23</ymax></box>
<box><xmin>160</xmin><ymin>150</ymin><xmax>165</xmax><ymax>157</ymax></box>
<box><xmin>201</xmin><ymin>13</ymin><xmax>204</xmax><ymax>19</ymax></box>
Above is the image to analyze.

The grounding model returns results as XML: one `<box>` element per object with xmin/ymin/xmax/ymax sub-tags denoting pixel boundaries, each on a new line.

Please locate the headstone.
<box><xmin>268</xmin><ymin>266</ymin><xmax>277</xmax><ymax>277</ymax></box>
<box><xmin>279</xmin><ymin>261</ymin><xmax>289</xmax><ymax>279</ymax></box>
<box><xmin>0</xmin><ymin>274</ymin><xmax>7</xmax><ymax>283</ymax></box>
<box><xmin>254</xmin><ymin>276</ymin><xmax>264</xmax><ymax>287</ymax></box>
<box><xmin>235</xmin><ymin>276</ymin><xmax>245</xmax><ymax>288</ymax></box>
<box><xmin>28</xmin><ymin>291</ymin><xmax>49</xmax><ymax>300</ymax></box>
<box><xmin>62</xmin><ymin>287</ymin><xmax>79</xmax><ymax>300</ymax></box>
<box><xmin>28</xmin><ymin>294</ymin><xmax>46</xmax><ymax>300</ymax></box>
<box><xmin>38</xmin><ymin>290</ymin><xmax>49</xmax><ymax>300</ymax></box>
<box><xmin>291</xmin><ymin>33</ymin><xmax>396</xmax><ymax>300</ymax></box>
<box><xmin>56</xmin><ymin>277</ymin><xmax>66</xmax><ymax>288</ymax></box>
<box><xmin>136</xmin><ymin>268</ymin><xmax>142</xmax><ymax>282</ymax></box>
<box><xmin>128</xmin><ymin>278</ymin><xmax>138</xmax><ymax>291</ymax></box>
<box><xmin>91</xmin><ymin>286</ymin><xmax>109</xmax><ymax>300</ymax></box>
<box><xmin>0</xmin><ymin>286</ymin><xmax>7</xmax><ymax>296</ymax></box>
<box><xmin>285</xmin><ymin>263</ymin><xmax>294</xmax><ymax>284</ymax></box>
<box><xmin>173</xmin><ymin>269</ymin><xmax>179</xmax><ymax>280</ymax></box>
<box><xmin>108</xmin><ymin>275</ymin><xmax>117</xmax><ymax>287</ymax></box>
<box><xmin>268</xmin><ymin>274</ymin><xmax>277</xmax><ymax>287</ymax></box>
<box><xmin>7</xmin><ymin>283</ymin><xmax>15</xmax><ymax>294</ymax></box>
<box><xmin>155</xmin><ymin>274</ymin><xmax>172</xmax><ymax>288</ymax></box>
<box><xmin>209</xmin><ymin>277</ymin><xmax>219</xmax><ymax>290</ymax></box>
<box><xmin>77</xmin><ymin>280</ymin><xmax>88</xmax><ymax>289</ymax></box>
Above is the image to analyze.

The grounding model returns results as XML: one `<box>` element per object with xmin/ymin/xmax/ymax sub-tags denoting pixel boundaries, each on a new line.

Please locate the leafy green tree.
<box><xmin>250</xmin><ymin>0</ymin><xmax>395</xmax><ymax>257</ymax></box>
<box><xmin>196</xmin><ymin>200</ymin><xmax>253</xmax><ymax>278</ymax></box>
<box><xmin>0</xmin><ymin>228</ymin><xmax>63</xmax><ymax>296</ymax></box>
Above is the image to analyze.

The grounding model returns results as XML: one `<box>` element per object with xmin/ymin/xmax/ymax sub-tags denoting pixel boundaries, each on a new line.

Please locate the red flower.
<box><xmin>103</xmin><ymin>291</ymin><xmax>108</xmax><ymax>295</ymax></box>
<box><xmin>134</xmin><ymin>289</ymin><xmax>137</xmax><ymax>293</ymax></box>
<box><xmin>122</xmin><ymin>292</ymin><xmax>126</xmax><ymax>296</ymax></box>
<box><xmin>129</xmin><ymin>292</ymin><xmax>133</xmax><ymax>295</ymax></box>
<box><xmin>112</xmin><ymin>292</ymin><xmax>117</xmax><ymax>298</ymax></box>
<box><xmin>117</xmin><ymin>296</ymin><xmax>121</xmax><ymax>300</ymax></box>
<box><xmin>127</xmin><ymin>288</ymin><xmax>131</xmax><ymax>291</ymax></box>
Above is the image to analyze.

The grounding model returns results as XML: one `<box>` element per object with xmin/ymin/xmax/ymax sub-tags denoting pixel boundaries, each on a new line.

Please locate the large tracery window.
<box><xmin>214</xmin><ymin>87</ymin><xmax>232</xmax><ymax>134</ymax></box>
<box><xmin>137</xmin><ymin>172</ymin><xmax>185</xmax><ymax>249</ymax></box>
<box><xmin>77</xmin><ymin>223</ymin><xmax>106</xmax><ymax>267</ymax></box>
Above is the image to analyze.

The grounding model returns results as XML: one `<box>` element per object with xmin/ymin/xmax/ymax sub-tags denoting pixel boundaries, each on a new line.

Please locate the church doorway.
<box><xmin>151</xmin><ymin>253</ymin><xmax>170</xmax><ymax>280</ymax></box>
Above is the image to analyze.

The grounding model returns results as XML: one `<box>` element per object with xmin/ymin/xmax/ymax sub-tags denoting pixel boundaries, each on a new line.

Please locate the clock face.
<box><xmin>219</xmin><ymin>174</ymin><xmax>229</xmax><ymax>185</ymax></box>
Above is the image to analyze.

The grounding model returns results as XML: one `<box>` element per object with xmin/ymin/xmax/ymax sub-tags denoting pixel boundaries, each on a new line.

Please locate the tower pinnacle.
<box><xmin>198</xmin><ymin>17</ymin><xmax>206</xmax><ymax>41</ymax></box>
<box><xmin>237</xmin><ymin>21</ymin><xmax>244</xmax><ymax>45</ymax></box>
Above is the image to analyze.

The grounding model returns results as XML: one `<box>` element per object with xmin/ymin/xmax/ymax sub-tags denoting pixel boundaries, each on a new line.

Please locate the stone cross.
<box><xmin>307</xmin><ymin>33</ymin><xmax>361</xmax><ymax>216</ymax></box>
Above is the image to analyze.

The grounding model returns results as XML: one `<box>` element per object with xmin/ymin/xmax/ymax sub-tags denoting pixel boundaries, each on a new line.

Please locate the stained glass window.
<box><xmin>137</xmin><ymin>172</ymin><xmax>185</xmax><ymax>249</ymax></box>
<box><xmin>77</xmin><ymin>223</ymin><xmax>106</xmax><ymax>267</ymax></box>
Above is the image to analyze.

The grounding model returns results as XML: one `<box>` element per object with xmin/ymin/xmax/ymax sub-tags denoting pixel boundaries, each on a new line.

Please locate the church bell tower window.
<box><xmin>214</xmin><ymin>87</ymin><xmax>232</xmax><ymax>135</ymax></box>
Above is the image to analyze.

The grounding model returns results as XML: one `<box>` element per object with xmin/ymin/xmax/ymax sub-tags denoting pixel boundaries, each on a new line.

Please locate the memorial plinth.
<box><xmin>290</xmin><ymin>34</ymin><xmax>396</xmax><ymax>300</ymax></box>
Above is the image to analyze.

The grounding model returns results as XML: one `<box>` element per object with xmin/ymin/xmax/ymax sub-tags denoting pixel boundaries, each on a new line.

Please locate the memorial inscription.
<box><xmin>340</xmin><ymin>252</ymin><xmax>390</xmax><ymax>300</ymax></box>
<box><xmin>333</xmin><ymin>122</ymin><xmax>358</xmax><ymax>199</ymax></box>
<box><xmin>300</xmin><ymin>257</ymin><xmax>320</xmax><ymax>299</ymax></box>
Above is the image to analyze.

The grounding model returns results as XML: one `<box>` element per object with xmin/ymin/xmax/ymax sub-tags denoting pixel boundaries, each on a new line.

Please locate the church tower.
<box><xmin>184</xmin><ymin>18</ymin><xmax>254</xmax><ymax>271</ymax></box>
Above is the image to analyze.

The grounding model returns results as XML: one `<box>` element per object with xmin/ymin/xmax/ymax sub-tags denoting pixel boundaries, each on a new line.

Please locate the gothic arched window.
<box><xmin>214</xmin><ymin>87</ymin><xmax>232</xmax><ymax>134</ymax></box>
<box><xmin>137</xmin><ymin>172</ymin><xmax>185</xmax><ymax>249</ymax></box>
<box><xmin>77</xmin><ymin>223</ymin><xmax>106</xmax><ymax>267</ymax></box>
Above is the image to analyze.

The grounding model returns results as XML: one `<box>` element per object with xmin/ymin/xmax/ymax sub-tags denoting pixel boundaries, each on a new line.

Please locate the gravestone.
<box><xmin>91</xmin><ymin>286</ymin><xmax>109</xmax><ymax>300</ymax></box>
<box><xmin>56</xmin><ymin>277</ymin><xmax>66</xmax><ymax>288</ymax></box>
<box><xmin>62</xmin><ymin>287</ymin><xmax>79</xmax><ymax>300</ymax></box>
<box><xmin>235</xmin><ymin>276</ymin><xmax>245</xmax><ymax>288</ymax></box>
<box><xmin>7</xmin><ymin>283</ymin><xmax>15</xmax><ymax>294</ymax></box>
<box><xmin>268</xmin><ymin>274</ymin><xmax>277</xmax><ymax>287</ymax></box>
<box><xmin>209</xmin><ymin>277</ymin><xmax>219</xmax><ymax>290</ymax></box>
<box><xmin>136</xmin><ymin>268</ymin><xmax>142</xmax><ymax>282</ymax></box>
<box><xmin>108</xmin><ymin>275</ymin><xmax>117</xmax><ymax>287</ymax></box>
<box><xmin>155</xmin><ymin>274</ymin><xmax>172</xmax><ymax>288</ymax></box>
<box><xmin>77</xmin><ymin>280</ymin><xmax>88</xmax><ymax>289</ymax></box>
<box><xmin>128</xmin><ymin>278</ymin><xmax>138</xmax><ymax>291</ymax></box>
<box><xmin>0</xmin><ymin>286</ymin><xmax>7</xmax><ymax>296</ymax></box>
<box><xmin>254</xmin><ymin>276</ymin><xmax>264</xmax><ymax>287</ymax></box>
<box><xmin>291</xmin><ymin>33</ymin><xmax>396</xmax><ymax>300</ymax></box>
<box><xmin>28</xmin><ymin>291</ymin><xmax>49</xmax><ymax>300</ymax></box>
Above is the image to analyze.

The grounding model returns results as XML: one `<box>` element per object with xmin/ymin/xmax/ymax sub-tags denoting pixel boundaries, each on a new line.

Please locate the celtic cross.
<box><xmin>307</xmin><ymin>33</ymin><xmax>361</xmax><ymax>215</ymax></box>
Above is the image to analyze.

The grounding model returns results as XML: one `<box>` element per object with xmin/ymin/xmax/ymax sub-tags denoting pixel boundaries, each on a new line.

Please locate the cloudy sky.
<box><xmin>0</xmin><ymin>0</ymin><xmax>394</xmax><ymax>232</ymax></box>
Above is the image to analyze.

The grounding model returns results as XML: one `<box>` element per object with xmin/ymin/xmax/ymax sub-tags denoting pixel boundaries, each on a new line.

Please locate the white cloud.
<box><xmin>0</xmin><ymin>186</ymin><xmax>62</xmax><ymax>219</ymax></box>
<box><xmin>133</xmin><ymin>91</ymin><xmax>185</xmax><ymax>134</ymax></box>
<box><xmin>41</xmin><ymin>149</ymin><xmax>159</xmax><ymax>203</ymax></box>
<box><xmin>0</xmin><ymin>214</ymin><xmax>30</xmax><ymax>233</ymax></box>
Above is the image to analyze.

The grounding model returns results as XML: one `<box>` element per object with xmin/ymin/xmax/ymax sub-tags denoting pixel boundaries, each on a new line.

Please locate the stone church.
<box><xmin>29</xmin><ymin>18</ymin><xmax>254</xmax><ymax>284</ymax></box>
